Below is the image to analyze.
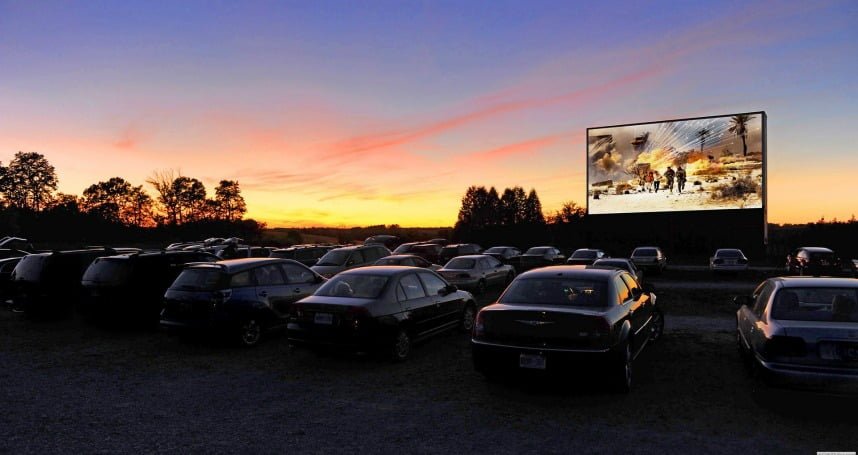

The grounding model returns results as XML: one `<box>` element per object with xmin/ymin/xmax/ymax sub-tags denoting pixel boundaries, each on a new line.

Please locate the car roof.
<box><xmin>574</xmin><ymin>248</ymin><xmax>603</xmax><ymax>252</ymax></box>
<box><xmin>518</xmin><ymin>265</ymin><xmax>620</xmax><ymax>280</ymax></box>
<box><xmin>332</xmin><ymin>244</ymin><xmax>384</xmax><ymax>251</ymax></box>
<box><xmin>633</xmin><ymin>246</ymin><xmax>661</xmax><ymax>250</ymax></box>
<box><xmin>772</xmin><ymin>276</ymin><xmax>858</xmax><ymax>288</ymax></box>
<box><xmin>187</xmin><ymin>257</ymin><xmax>292</xmax><ymax>273</ymax></box>
<box><xmin>381</xmin><ymin>255</ymin><xmax>424</xmax><ymax>260</ymax></box>
<box><xmin>594</xmin><ymin>257</ymin><xmax>631</xmax><ymax>263</ymax></box>
<box><xmin>798</xmin><ymin>247</ymin><xmax>834</xmax><ymax>253</ymax></box>
<box><xmin>446</xmin><ymin>254</ymin><xmax>489</xmax><ymax>260</ymax></box>
<box><xmin>339</xmin><ymin>265</ymin><xmax>432</xmax><ymax>277</ymax></box>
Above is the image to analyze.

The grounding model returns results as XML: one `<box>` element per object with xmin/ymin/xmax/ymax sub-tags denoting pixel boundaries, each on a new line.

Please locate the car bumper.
<box><xmin>710</xmin><ymin>264</ymin><xmax>749</xmax><ymax>272</ymax></box>
<box><xmin>471</xmin><ymin>339</ymin><xmax>612</xmax><ymax>373</ymax></box>
<box><xmin>756</xmin><ymin>357</ymin><xmax>858</xmax><ymax>392</ymax></box>
<box><xmin>287</xmin><ymin>322</ymin><xmax>385</xmax><ymax>351</ymax></box>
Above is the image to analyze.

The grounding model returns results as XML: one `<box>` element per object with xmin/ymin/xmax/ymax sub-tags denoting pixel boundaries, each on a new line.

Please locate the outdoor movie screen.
<box><xmin>587</xmin><ymin>112</ymin><xmax>765</xmax><ymax>215</ymax></box>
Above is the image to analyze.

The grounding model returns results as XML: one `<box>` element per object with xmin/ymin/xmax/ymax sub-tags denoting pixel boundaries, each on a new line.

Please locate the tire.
<box><xmin>475</xmin><ymin>279</ymin><xmax>487</xmax><ymax>295</ymax></box>
<box><xmin>649</xmin><ymin>309</ymin><xmax>664</xmax><ymax>342</ymax></box>
<box><xmin>390</xmin><ymin>329</ymin><xmax>411</xmax><ymax>362</ymax></box>
<box><xmin>237</xmin><ymin>318</ymin><xmax>263</xmax><ymax>347</ymax></box>
<box><xmin>460</xmin><ymin>303</ymin><xmax>477</xmax><ymax>333</ymax></box>
<box><xmin>611</xmin><ymin>340</ymin><xmax>633</xmax><ymax>393</ymax></box>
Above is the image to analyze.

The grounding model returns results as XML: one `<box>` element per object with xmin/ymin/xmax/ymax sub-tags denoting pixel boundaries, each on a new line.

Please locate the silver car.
<box><xmin>710</xmin><ymin>248</ymin><xmax>749</xmax><ymax>273</ymax></box>
<box><xmin>438</xmin><ymin>255</ymin><xmax>515</xmax><ymax>294</ymax></box>
<box><xmin>736</xmin><ymin>277</ymin><xmax>858</xmax><ymax>392</ymax></box>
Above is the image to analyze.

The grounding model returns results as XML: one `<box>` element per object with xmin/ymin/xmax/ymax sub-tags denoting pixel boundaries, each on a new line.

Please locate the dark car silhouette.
<box><xmin>786</xmin><ymin>247</ymin><xmax>843</xmax><ymax>276</ymax></box>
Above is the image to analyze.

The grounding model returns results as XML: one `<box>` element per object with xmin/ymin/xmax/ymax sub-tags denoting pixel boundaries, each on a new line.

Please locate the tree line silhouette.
<box><xmin>0</xmin><ymin>151</ymin><xmax>263</xmax><ymax>247</ymax></box>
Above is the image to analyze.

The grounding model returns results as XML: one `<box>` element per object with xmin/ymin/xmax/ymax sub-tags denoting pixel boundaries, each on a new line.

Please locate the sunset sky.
<box><xmin>1</xmin><ymin>0</ymin><xmax>855</xmax><ymax>227</ymax></box>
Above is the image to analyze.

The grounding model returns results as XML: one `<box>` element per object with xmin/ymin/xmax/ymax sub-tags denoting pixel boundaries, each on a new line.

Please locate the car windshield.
<box><xmin>484</xmin><ymin>247</ymin><xmax>508</xmax><ymax>254</ymax></box>
<box><xmin>716</xmin><ymin>250</ymin><xmax>742</xmax><ymax>258</ymax></box>
<box><xmin>12</xmin><ymin>254</ymin><xmax>50</xmax><ymax>282</ymax></box>
<box><xmin>770</xmin><ymin>287</ymin><xmax>858</xmax><ymax>322</ymax></box>
<box><xmin>572</xmin><ymin>250</ymin><xmax>597</xmax><ymax>259</ymax></box>
<box><xmin>809</xmin><ymin>252</ymin><xmax>835</xmax><ymax>260</ymax></box>
<box><xmin>375</xmin><ymin>258</ymin><xmax>400</xmax><ymax>266</ymax></box>
<box><xmin>315</xmin><ymin>250</ymin><xmax>350</xmax><ymax>266</ymax></box>
<box><xmin>82</xmin><ymin>258</ymin><xmax>133</xmax><ymax>285</ymax></box>
<box><xmin>392</xmin><ymin>244</ymin><xmax>415</xmax><ymax>254</ymax></box>
<box><xmin>315</xmin><ymin>274</ymin><xmax>389</xmax><ymax>299</ymax></box>
<box><xmin>500</xmin><ymin>278</ymin><xmax>608</xmax><ymax>307</ymax></box>
<box><xmin>171</xmin><ymin>268</ymin><xmax>227</xmax><ymax>291</ymax></box>
<box><xmin>445</xmin><ymin>258</ymin><xmax>476</xmax><ymax>269</ymax></box>
<box><xmin>525</xmin><ymin>247</ymin><xmax>550</xmax><ymax>255</ymax></box>
<box><xmin>633</xmin><ymin>248</ymin><xmax>658</xmax><ymax>257</ymax></box>
<box><xmin>594</xmin><ymin>260</ymin><xmax>629</xmax><ymax>272</ymax></box>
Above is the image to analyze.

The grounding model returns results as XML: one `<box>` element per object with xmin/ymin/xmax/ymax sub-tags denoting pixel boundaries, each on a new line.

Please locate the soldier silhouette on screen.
<box><xmin>653</xmin><ymin>170</ymin><xmax>661</xmax><ymax>192</ymax></box>
<box><xmin>645</xmin><ymin>171</ymin><xmax>654</xmax><ymax>192</ymax></box>
<box><xmin>665</xmin><ymin>166</ymin><xmax>675</xmax><ymax>193</ymax></box>
<box><xmin>677</xmin><ymin>166</ymin><xmax>687</xmax><ymax>193</ymax></box>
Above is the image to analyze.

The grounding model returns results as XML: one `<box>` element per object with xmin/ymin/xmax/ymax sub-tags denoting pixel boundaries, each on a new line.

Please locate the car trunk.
<box><xmin>162</xmin><ymin>289</ymin><xmax>221</xmax><ymax>321</ymax></box>
<box><xmin>779</xmin><ymin>320</ymin><xmax>858</xmax><ymax>368</ymax></box>
<box><xmin>480</xmin><ymin>304</ymin><xmax>612</xmax><ymax>350</ymax></box>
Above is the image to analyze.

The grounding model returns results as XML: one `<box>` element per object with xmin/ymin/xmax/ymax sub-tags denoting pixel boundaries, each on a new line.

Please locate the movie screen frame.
<box><xmin>586</xmin><ymin>111</ymin><xmax>766</xmax><ymax>216</ymax></box>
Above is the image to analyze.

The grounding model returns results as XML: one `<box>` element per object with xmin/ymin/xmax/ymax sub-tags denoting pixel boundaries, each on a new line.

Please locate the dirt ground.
<box><xmin>2</xmin><ymin>278</ymin><xmax>857</xmax><ymax>454</ymax></box>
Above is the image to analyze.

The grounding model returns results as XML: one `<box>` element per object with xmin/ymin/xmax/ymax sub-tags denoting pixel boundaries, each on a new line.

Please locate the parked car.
<box><xmin>10</xmin><ymin>249</ymin><xmax>118</xmax><ymax>315</ymax></box>
<box><xmin>0</xmin><ymin>257</ymin><xmax>23</xmax><ymax>305</ymax></box>
<box><xmin>519</xmin><ymin>246</ymin><xmax>565</xmax><ymax>271</ymax></box>
<box><xmin>483</xmin><ymin>246</ymin><xmax>522</xmax><ymax>267</ymax></box>
<box><xmin>160</xmin><ymin>258</ymin><xmax>327</xmax><ymax>347</ymax></box>
<box><xmin>364</xmin><ymin>235</ymin><xmax>400</xmax><ymax>250</ymax></box>
<box><xmin>437</xmin><ymin>255</ymin><xmax>515</xmax><ymax>294</ymax></box>
<box><xmin>392</xmin><ymin>242</ymin><xmax>421</xmax><ymax>255</ymax></box>
<box><xmin>374</xmin><ymin>255</ymin><xmax>441</xmax><ymax>271</ymax></box>
<box><xmin>216</xmin><ymin>245</ymin><xmax>276</xmax><ymax>260</ymax></box>
<box><xmin>471</xmin><ymin>266</ymin><xmax>662</xmax><ymax>392</ymax></box>
<box><xmin>409</xmin><ymin>243</ymin><xmax>443</xmax><ymax>264</ymax></box>
<box><xmin>786</xmin><ymin>247</ymin><xmax>842</xmax><ymax>276</ymax></box>
<box><xmin>710</xmin><ymin>248</ymin><xmax>749</xmax><ymax>273</ymax></box>
<box><xmin>735</xmin><ymin>277</ymin><xmax>858</xmax><ymax>392</ymax></box>
<box><xmin>630</xmin><ymin>246</ymin><xmax>667</xmax><ymax>274</ymax></box>
<box><xmin>270</xmin><ymin>245</ymin><xmax>335</xmax><ymax>267</ymax></box>
<box><xmin>566</xmin><ymin>248</ymin><xmax>609</xmax><ymax>266</ymax></box>
<box><xmin>288</xmin><ymin>266</ymin><xmax>477</xmax><ymax>361</ymax></box>
<box><xmin>592</xmin><ymin>258</ymin><xmax>644</xmax><ymax>284</ymax></box>
<box><xmin>80</xmin><ymin>251</ymin><xmax>219</xmax><ymax>324</ymax></box>
<box><xmin>439</xmin><ymin>243</ymin><xmax>482</xmax><ymax>263</ymax></box>
<box><xmin>311</xmin><ymin>244</ymin><xmax>391</xmax><ymax>278</ymax></box>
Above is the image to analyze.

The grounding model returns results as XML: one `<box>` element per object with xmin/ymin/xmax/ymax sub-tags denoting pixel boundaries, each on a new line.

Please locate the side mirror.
<box><xmin>443</xmin><ymin>284</ymin><xmax>458</xmax><ymax>295</ymax></box>
<box><xmin>733</xmin><ymin>295</ymin><xmax>753</xmax><ymax>308</ymax></box>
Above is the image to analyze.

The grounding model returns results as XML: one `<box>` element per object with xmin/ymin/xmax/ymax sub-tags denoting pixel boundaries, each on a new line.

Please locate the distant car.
<box><xmin>426</xmin><ymin>238</ymin><xmax>450</xmax><ymax>246</ymax></box>
<box><xmin>409</xmin><ymin>243</ymin><xmax>443</xmax><ymax>264</ymax></box>
<box><xmin>710</xmin><ymin>248</ymin><xmax>749</xmax><ymax>273</ymax></box>
<box><xmin>287</xmin><ymin>266</ymin><xmax>477</xmax><ymax>361</ymax></box>
<box><xmin>471</xmin><ymin>266</ymin><xmax>662</xmax><ymax>392</ymax></box>
<box><xmin>566</xmin><ymin>249</ymin><xmax>609</xmax><ymax>266</ymax></box>
<box><xmin>311</xmin><ymin>244</ymin><xmax>391</xmax><ymax>278</ymax></box>
<box><xmin>592</xmin><ymin>258</ymin><xmax>644</xmax><ymax>284</ymax></box>
<box><xmin>270</xmin><ymin>245</ymin><xmax>335</xmax><ymax>267</ymax></box>
<box><xmin>483</xmin><ymin>246</ymin><xmax>522</xmax><ymax>264</ymax></box>
<box><xmin>216</xmin><ymin>245</ymin><xmax>276</xmax><ymax>260</ymax></box>
<box><xmin>160</xmin><ymin>258</ymin><xmax>327</xmax><ymax>347</ymax></box>
<box><xmin>630</xmin><ymin>247</ymin><xmax>667</xmax><ymax>274</ymax></box>
<box><xmin>735</xmin><ymin>277</ymin><xmax>858</xmax><ymax>392</ymax></box>
<box><xmin>392</xmin><ymin>242</ymin><xmax>421</xmax><ymax>255</ymax></box>
<box><xmin>786</xmin><ymin>247</ymin><xmax>842</xmax><ymax>276</ymax></box>
<box><xmin>519</xmin><ymin>246</ymin><xmax>565</xmax><ymax>271</ymax></box>
<box><xmin>10</xmin><ymin>249</ymin><xmax>118</xmax><ymax>316</ymax></box>
<box><xmin>437</xmin><ymin>255</ymin><xmax>515</xmax><ymax>294</ymax></box>
<box><xmin>374</xmin><ymin>254</ymin><xmax>441</xmax><ymax>271</ymax></box>
<box><xmin>364</xmin><ymin>235</ymin><xmax>400</xmax><ymax>249</ymax></box>
<box><xmin>80</xmin><ymin>251</ymin><xmax>219</xmax><ymax>323</ymax></box>
<box><xmin>439</xmin><ymin>243</ymin><xmax>483</xmax><ymax>263</ymax></box>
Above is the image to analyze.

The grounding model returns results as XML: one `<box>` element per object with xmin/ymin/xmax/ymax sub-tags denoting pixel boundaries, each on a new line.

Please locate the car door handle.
<box><xmin>258</xmin><ymin>291</ymin><xmax>268</xmax><ymax>297</ymax></box>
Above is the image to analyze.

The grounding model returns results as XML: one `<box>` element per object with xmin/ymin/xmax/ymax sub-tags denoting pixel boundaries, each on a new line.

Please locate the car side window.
<box><xmin>753</xmin><ymin>284</ymin><xmax>774</xmax><ymax>319</ymax></box>
<box><xmin>398</xmin><ymin>274</ymin><xmax>427</xmax><ymax>300</ymax></box>
<box><xmin>348</xmin><ymin>250</ymin><xmax>365</xmax><ymax>265</ymax></box>
<box><xmin>230</xmin><ymin>271</ymin><xmax>254</xmax><ymax>287</ymax></box>
<box><xmin>614</xmin><ymin>276</ymin><xmax>631</xmax><ymax>304</ymax></box>
<box><xmin>418</xmin><ymin>272</ymin><xmax>447</xmax><ymax>296</ymax></box>
<box><xmin>486</xmin><ymin>256</ymin><xmax>501</xmax><ymax>268</ymax></box>
<box><xmin>280</xmin><ymin>263</ymin><xmax>315</xmax><ymax>284</ymax></box>
<box><xmin>254</xmin><ymin>265</ymin><xmax>286</xmax><ymax>286</ymax></box>
<box><xmin>620</xmin><ymin>273</ymin><xmax>639</xmax><ymax>294</ymax></box>
<box><xmin>413</xmin><ymin>257</ymin><xmax>428</xmax><ymax>268</ymax></box>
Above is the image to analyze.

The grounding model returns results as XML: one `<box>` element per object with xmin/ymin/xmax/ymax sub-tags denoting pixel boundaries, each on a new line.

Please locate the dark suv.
<box><xmin>160</xmin><ymin>258</ymin><xmax>326</xmax><ymax>346</ymax></box>
<box><xmin>439</xmin><ymin>243</ymin><xmax>482</xmax><ymax>264</ymax></box>
<box><xmin>80</xmin><ymin>251</ymin><xmax>219</xmax><ymax>324</ymax></box>
<box><xmin>786</xmin><ymin>247</ymin><xmax>843</xmax><ymax>276</ymax></box>
<box><xmin>11</xmin><ymin>249</ymin><xmax>118</xmax><ymax>316</ymax></box>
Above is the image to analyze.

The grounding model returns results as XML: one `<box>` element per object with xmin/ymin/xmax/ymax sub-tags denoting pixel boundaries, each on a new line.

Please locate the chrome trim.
<box><xmin>471</xmin><ymin>338</ymin><xmax>610</xmax><ymax>353</ymax></box>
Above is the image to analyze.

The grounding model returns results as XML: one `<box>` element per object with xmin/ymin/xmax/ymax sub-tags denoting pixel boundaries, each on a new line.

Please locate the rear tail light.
<box><xmin>764</xmin><ymin>336</ymin><xmax>806</xmax><ymax>357</ymax></box>
<box><xmin>713</xmin><ymin>259</ymin><xmax>723</xmax><ymax>265</ymax></box>
<box><xmin>473</xmin><ymin>311</ymin><xmax>486</xmax><ymax>337</ymax></box>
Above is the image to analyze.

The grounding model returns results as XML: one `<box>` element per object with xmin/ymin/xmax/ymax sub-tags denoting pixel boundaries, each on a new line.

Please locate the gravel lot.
<box><xmin>2</xmin><ymin>277</ymin><xmax>857</xmax><ymax>454</ymax></box>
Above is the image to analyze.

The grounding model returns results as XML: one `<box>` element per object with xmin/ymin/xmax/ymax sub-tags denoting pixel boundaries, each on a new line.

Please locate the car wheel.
<box><xmin>460</xmin><ymin>304</ymin><xmax>476</xmax><ymax>333</ymax></box>
<box><xmin>237</xmin><ymin>318</ymin><xmax>263</xmax><ymax>347</ymax></box>
<box><xmin>649</xmin><ymin>309</ymin><xmax>664</xmax><ymax>342</ymax></box>
<box><xmin>390</xmin><ymin>329</ymin><xmax>411</xmax><ymax>362</ymax></box>
<box><xmin>612</xmin><ymin>341</ymin><xmax>632</xmax><ymax>393</ymax></box>
<box><xmin>476</xmin><ymin>279</ymin><xmax>487</xmax><ymax>295</ymax></box>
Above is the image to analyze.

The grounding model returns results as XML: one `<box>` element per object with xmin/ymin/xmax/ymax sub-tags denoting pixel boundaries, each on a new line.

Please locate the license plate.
<box><xmin>314</xmin><ymin>313</ymin><xmax>333</xmax><ymax>325</ymax></box>
<box><xmin>820</xmin><ymin>342</ymin><xmax>858</xmax><ymax>361</ymax></box>
<box><xmin>519</xmin><ymin>353</ymin><xmax>546</xmax><ymax>370</ymax></box>
<box><xmin>725</xmin><ymin>260</ymin><xmax>736</xmax><ymax>265</ymax></box>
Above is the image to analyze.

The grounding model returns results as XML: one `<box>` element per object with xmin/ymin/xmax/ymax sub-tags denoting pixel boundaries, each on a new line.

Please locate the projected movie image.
<box><xmin>587</xmin><ymin>113</ymin><xmax>764</xmax><ymax>214</ymax></box>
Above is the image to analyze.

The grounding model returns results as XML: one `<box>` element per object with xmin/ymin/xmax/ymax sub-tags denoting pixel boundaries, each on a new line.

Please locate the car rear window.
<box><xmin>633</xmin><ymin>248</ymin><xmax>658</xmax><ymax>257</ymax></box>
<box><xmin>500</xmin><ymin>278</ymin><xmax>608</xmax><ymax>307</ymax></box>
<box><xmin>716</xmin><ymin>250</ymin><xmax>742</xmax><ymax>258</ymax></box>
<box><xmin>572</xmin><ymin>250</ymin><xmax>597</xmax><ymax>259</ymax></box>
<box><xmin>315</xmin><ymin>274</ymin><xmax>389</xmax><ymax>299</ymax></box>
<box><xmin>393</xmin><ymin>244</ymin><xmax>415</xmax><ymax>254</ymax></box>
<box><xmin>12</xmin><ymin>254</ymin><xmax>50</xmax><ymax>282</ymax></box>
<box><xmin>525</xmin><ymin>247</ymin><xmax>550</xmax><ymax>255</ymax></box>
<box><xmin>82</xmin><ymin>258</ymin><xmax>133</xmax><ymax>285</ymax></box>
<box><xmin>171</xmin><ymin>268</ymin><xmax>227</xmax><ymax>291</ymax></box>
<box><xmin>484</xmin><ymin>247</ymin><xmax>507</xmax><ymax>254</ymax></box>
<box><xmin>375</xmin><ymin>258</ymin><xmax>400</xmax><ymax>266</ymax></box>
<box><xmin>445</xmin><ymin>258</ymin><xmax>476</xmax><ymax>269</ymax></box>
<box><xmin>770</xmin><ymin>287</ymin><xmax>858</xmax><ymax>322</ymax></box>
<box><xmin>594</xmin><ymin>260</ymin><xmax>629</xmax><ymax>272</ymax></box>
<box><xmin>316</xmin><ymin>250</ymin><xmax>350</xmax><ymax>266</ymax></box>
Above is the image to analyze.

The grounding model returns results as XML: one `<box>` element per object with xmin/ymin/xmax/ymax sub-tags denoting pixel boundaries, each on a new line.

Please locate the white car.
<box><xmin>710</xmin><ymin>248</ymin><xmax>749</xmax><ymax>272</ymax></box>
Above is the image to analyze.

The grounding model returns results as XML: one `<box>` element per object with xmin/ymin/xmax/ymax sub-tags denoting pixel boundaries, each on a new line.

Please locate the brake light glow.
<box><xmin>473</xmin><ymin>311</ymin><xmax>485</xmax><ymax>337</ymax></box>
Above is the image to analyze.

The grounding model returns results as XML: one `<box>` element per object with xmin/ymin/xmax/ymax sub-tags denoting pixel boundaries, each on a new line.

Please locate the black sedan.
<box><xmin>566</xmin><ymin>248</ymin><xmax>609</xmax><ymax>266</ymax></box>
<box><xmin>288</xmin><ymin>266</ymin><xmax>477</xmax><ymax>361</ymax></box>
<box><xmin>471</xmin><ymin>266</ymin><xmax>662</xmax><ymax>392</ymax></box>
